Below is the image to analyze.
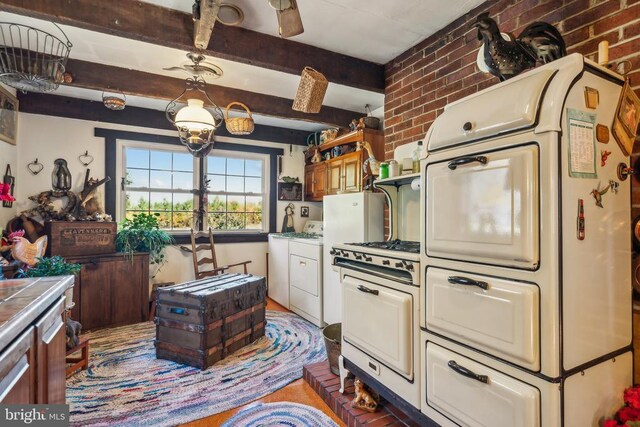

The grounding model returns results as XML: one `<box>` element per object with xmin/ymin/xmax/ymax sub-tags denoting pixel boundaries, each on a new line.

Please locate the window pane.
<box><xmin>126</xmin><ymin>191</ymin><xmax>149</xmax><ymax>210</ymax></box>
<box><xmin>227</xmin><ymin>196</ymin><xmax>244</xmax><ymax>212</ymax></box>
<box><xmin>227</xmin><ymin>176</ymin><xmax>244</xmax><ymax>192</ymax></box>
<box><xmin>173</xmin><ymin>153</ymin><xmax>193</xmax><ymax>172</ymax></box>
<box><xmin>173</xmin><ymin>172</ymin><xmax>193</xmax><ymax>190</ymax></box>
<box><xmin>126</xmin><ymin>148</ymin><xmax>148</xmax><ymax>169</ymax></box>
<box><xmin>150</xmin><ymin>170</ymin><xmax>171</xmax><ymax>189</ymax></box>
<box><xmin>245</xmin><ymin>177</ymin><xmax>261</xmax><ymax>194</ymax></box>
<box><xmin>208</xmin><ymin>156</ymin><xmax>225</xmax><ymax>174</ymax></box>
<box><xmin>208</xmin><ymin>195</ymin><xmax>225</xmax><ymax>212</ymax></box>
<box><xmin>173</xmin><ymin>193</ymin><xmax>193</xmax><ymax>212</ymax></box>
<box><xmin>245</xmin><ymin>159</ymin><xmax>262</xmax><ymax>177</ymax></box>
<box><xmin>227</xmin><ymin>158</ymin><xmax>244</xmax><ymax>175</ymax></box>
<box><xmin>172</xmin><ymin>212</ymin><xmax>194</xmax><ymax>230</ymax></box>
<box><xmin>246</xmin><ymin>213</ymin><xmax>262</xmax><ymax>229</ymax></box>
<box><xmin>208</xmin><ymin>213</ymin><xmax>226</xmax><ymax>229</ymax></box>
<box><xmin>227</xmin><ymin>213</ymin><xmax>245</xmax><ymax>229</ymax></box>
<box><xmin>126</xmin><ymin>169</ymin><xmax>149</xmax><ymax>188</ymax></box>
<box><xmin>150</xmin><ymin>150</ymin><xmax>171</xmax><ymax>170</ymax></box>
<box><xmin>150</xmin><ymin>193</ymin><xmax>172</xmax><ymax>211</ymax></box>
<box><xmin>152</xmin><ymin>211</ymin><xmax>171</xmax><ymax>229</ymax></box>
<box><xmin>208</xmin><ymin>175</ymin><xmax>225</xmax><ymax>192</ymax></box>
<box><xmin>246</xmin><ymin>196</ymin><xmax>262</xmax><ymax>213</ymax></box>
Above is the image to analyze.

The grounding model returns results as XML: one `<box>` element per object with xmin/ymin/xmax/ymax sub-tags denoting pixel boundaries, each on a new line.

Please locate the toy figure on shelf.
<box><xmin>352</xmin><ymin>378</ymin><xmax>378</xmax><ymax>413</ymax></box>
<box><xmin>281</xmin><ymin>203</ymin><xmax>295</xmax><ymax>233</ymax></box>
<box><xmin>11</xmin><ymin>235</ymin><xmax>47</xmax><ymax>267</ymax></box>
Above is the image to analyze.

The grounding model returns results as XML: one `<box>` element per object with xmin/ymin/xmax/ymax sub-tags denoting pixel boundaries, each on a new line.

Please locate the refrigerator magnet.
<box><xmin>567</xmin><ymin>108</ymin><xmax>597</xmax><ymax>179</ymax></box>
<box><xmin>590</xmin><ymin>181</ymin><xmax>611</xmax><ymax>208</ymax></box>
<box><xmin>596</xmin><ymin>124</ymin><xmax>610</xmax><ymax>143</ymax></box>
<box><xmin>584</xmin><ymin>87</ymin><xmax>599</xmax><ymax>109</ymax></box>
<box><xmin>601</xmin><ymin>150</ymin><xmax>611</xmax><ymax>166</ymax></box>
<box><xmin>577</xmin><ymin>199</ymin><xmax>585</xmax><ymax>240</ymax></box>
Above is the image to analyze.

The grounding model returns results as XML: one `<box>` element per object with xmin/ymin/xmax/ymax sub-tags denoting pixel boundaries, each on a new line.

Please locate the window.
<box><xmin>120</xmin><ymin>143</ymin><xmax>268</xmax><ymax>233</ymax></box>
<box><xmin>206</xmin><ymin>152</ymin><xmax>266</xmax><ymax>231</ymax></box>
<box><xmin>123</xmin><ymin>146</ymin><xmax>196</xmax><ymax>230</ymax></box>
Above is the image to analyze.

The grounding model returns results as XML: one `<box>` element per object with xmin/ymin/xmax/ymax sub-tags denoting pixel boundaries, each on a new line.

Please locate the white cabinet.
<box><xmin>289</xmin><ymin>241</ymin><xmax>323</xmax><ymax>327</ymax></box>
<box><xmin>267</xmin><ymin>235</ymin><xmax>290</xmax><ymax>309</ymax></box>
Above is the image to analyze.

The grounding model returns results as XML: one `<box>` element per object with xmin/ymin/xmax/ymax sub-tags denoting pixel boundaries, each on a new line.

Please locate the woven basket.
<box><xmin>292</xmin><ymin>67</ymin><xmax>328</xmax><ymax>113</ymax></box>
<box><xmin>225</xmin><ymin>101</ymin><xmax>255</xmax><ymax>135</ymax></box>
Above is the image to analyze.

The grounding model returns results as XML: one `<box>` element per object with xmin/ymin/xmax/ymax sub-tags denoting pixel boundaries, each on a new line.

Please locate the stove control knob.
<box><xmin>329</xmin><ymin>249</ymin><xmax>337</xmax><ymax>256</ymax></box>
<box><xmin>382</xmin><ymin>260</ymin><xmax>390</xmax><ymax>266</ymax></box>
<box><xmin>355</xmin><ymin>254</ymin><xmax>363</xmax><ymax>260</ymax></box>
<box><xmin>395</xmin><ymin>262</ymin><xmax>403</xmax><ymax>268</ymax></box>
<box><xmin>405</xmin><ymin>263</ymin><xmax>414</xmax><ymax>271</ymax></box>
<box><xmin>364</xmin><ymin>256</ymin><xmax>372</xmax><ymax>262</ymax></box>
<box><xmin>341</xmin><ymin>251</ymin><xmax>349</xmax><ymax>258</ymax></box>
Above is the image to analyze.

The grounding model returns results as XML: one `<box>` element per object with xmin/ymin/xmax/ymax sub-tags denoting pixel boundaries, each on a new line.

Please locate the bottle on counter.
<box><xmin>412</xmin><ymin>141</ymin><xmax>423</xmax><ymax>173</ymax></box>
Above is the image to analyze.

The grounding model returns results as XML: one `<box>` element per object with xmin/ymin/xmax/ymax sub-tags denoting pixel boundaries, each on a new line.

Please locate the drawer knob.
<box><xmin>447</xmin><ymin>155</ymin><xmax>488</xmax><ymax>170</ymax></box>
<box><xmin>447</xmin><ymin>275</ymin><xmax>489</xmax><ymax>290</ymax></box>
<box><xmin>448</xmin><ymin>360</ymin><xmax>488</xmax><ymax>384</ymax></box>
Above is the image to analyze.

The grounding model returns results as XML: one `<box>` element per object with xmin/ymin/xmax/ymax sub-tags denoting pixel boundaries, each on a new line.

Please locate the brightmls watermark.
<box><xmin>1</xmin><ymin>405</ymin><xmax>69</xmax><ymax>426</ymax></box>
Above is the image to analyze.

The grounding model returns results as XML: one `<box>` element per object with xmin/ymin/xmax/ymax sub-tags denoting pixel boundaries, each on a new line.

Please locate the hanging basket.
<box><xmin>292</xmin><ymin>67</ymin><xmax>328</xmax><ymax>114</ymax></box>
<box><xmin>0</xmin><ymin>22</ymin><xmax>72</xmax><ymax>93</ymax></box>
<box><xmin>225</xmin><ymin>101</ymin><xmax>255</xmax><ymax>135</ymax></box>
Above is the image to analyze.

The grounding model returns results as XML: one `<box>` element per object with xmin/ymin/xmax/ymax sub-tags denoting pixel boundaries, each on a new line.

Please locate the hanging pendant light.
<box><xmin>166</xmin><ymin>74</ymin><xmax>223</xmax><ymax>154</ymax></box>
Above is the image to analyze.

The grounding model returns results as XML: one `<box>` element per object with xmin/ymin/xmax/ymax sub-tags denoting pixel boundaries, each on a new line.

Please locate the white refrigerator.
<box><xmin>322</xmin><ymin>192</ymin><xmax>385</xmax><ymax>325</ymax></box>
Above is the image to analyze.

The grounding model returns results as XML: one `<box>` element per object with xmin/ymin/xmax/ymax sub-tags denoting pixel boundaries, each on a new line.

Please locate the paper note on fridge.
<box><xmin>567</xmin><ymin>108</ymin><xmax>597</xmax><ymax>178</ymax></box>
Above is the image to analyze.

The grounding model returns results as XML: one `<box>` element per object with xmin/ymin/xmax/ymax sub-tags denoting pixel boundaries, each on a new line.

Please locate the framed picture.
<box><xmin>0</xmin><ymin>86</ymin><xmax>18</xmax><ymax>145</ymax></box>
<box><xmin>277</xmin><ymin>182</ymin><xmax>302</xmax><ymax>201</ymax></box>
<box><xmin>612</xmin><ymin>80</ymin><xmax>640</xmax><ymax>156</ymax></box>
<box><xmin>300</xmin><ymin>206</ymin><xmax>309</xmax><ymax>217</ymax></box>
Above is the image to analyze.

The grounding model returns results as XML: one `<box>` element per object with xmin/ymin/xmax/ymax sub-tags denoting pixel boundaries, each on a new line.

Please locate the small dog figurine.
<box><xmin>352</xmin><ymin>378</ymin><xmax>378</xmax><ymax>412</ymax></box>
<box><xmin>65</xmin><ymin>317</ymin><xmax>82</xmax><ymax>350</ymax></box>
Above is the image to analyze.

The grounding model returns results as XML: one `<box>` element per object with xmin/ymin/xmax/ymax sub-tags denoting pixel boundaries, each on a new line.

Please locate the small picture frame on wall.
<box><xmin>0</xmin><ymin>85</ymin><xmax>18</xmax><ymax>145</ymax></box>
<box><xmin>300</xmin><ymin>206</ymin><xmax>309</xmax><ymax>217</ymax></box>
<box><xmin>277</xmin><ymin>182</ymin><xmax>302</xmax><ymax>201</ymax></box>
<box><xmin>612</xmin><ymin>79</ymin><xmax>640</xmax><ymax>156</ymax></box>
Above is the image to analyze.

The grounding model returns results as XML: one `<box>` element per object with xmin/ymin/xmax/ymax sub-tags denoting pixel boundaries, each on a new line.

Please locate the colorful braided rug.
<box><xmin>66</xmin><ymin>310</ymin><xmax>326</xmax><ymax>427</ymax></box>
<box><xmin>221</xmin><ymin>402</ymin><xmax>339</xmax><ymax>427</ymax></box>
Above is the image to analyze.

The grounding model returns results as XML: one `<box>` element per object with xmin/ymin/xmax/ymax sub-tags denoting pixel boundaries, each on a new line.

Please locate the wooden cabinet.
<box><xmin>35</xmin><ymin>297</ymin><xmax>66</xmax><ymax>404</ymax></box>
<box><xmin>0</xmin><ymin>327</ymin><xmax>35</xmax><ymax>404</ymax></box>
<box><xmin>304</xmin><ymin>163</ymin><xmax>327</xmax><ymax>201</ymax></box>
<box><xmin>304</xmin><ymin>129</ymin><xmax>384</xmax><ymax>201</ymax></box>
<box><xmin>68</xmin><ymin>253</ymin><xmax>149</xmax><ymax>330</ymax></box>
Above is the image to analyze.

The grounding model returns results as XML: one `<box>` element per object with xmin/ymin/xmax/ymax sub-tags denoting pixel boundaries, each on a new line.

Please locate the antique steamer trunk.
<box><xmin>45</xmin><ymin>220</ymin><xmax>116</xmax><ymax>257</ymax></box>
<box><xmin>154</xmin><ymin>273</ymin><xmax>266</xmax><ymax>369</ymax></box>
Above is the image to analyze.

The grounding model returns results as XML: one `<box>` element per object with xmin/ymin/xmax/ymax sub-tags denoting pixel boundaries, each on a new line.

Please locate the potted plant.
<box><xmin>115</xmin><ymin>212</ymin><xmax>174</xmax><ymax>279</ymax></box>
<box><xmin>17</xmin><ymin>255</ymin><xmax>82</xmax><ymax>278</ymax></box>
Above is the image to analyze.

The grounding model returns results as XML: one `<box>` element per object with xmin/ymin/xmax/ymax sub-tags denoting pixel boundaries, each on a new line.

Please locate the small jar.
<box><xmin>379</xmin><ymin>162</ymin><xmax>389</xmax><ymax>179</ymax></box>
<box><xmin>388</xmin><ymin>160</ymin><xmax>400</xmax><ymax>177</ymax></box>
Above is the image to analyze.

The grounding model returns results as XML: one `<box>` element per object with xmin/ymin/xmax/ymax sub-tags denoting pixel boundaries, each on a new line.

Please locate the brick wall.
<box><xmin>384</xmin><ymin>0</ymin><xmax>640</xmax><ymax>156</ymax></box>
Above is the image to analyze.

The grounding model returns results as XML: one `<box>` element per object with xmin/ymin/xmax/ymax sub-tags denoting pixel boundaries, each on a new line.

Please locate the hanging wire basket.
<box><xmin>0</xmin><ymin>22</ymin><xmax>73</xmax><ymax>93</ymax></box>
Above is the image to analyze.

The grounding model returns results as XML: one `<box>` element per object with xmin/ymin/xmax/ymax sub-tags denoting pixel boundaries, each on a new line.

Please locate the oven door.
<box><xmin>342</xmin><ymin>275</ymin><xmax>413</xmax><ymax>378</ymax></box>
<box><xmin>426</xmin><ymin>143</ymin><xmax>539</xmax><ymax>270</ymax></box>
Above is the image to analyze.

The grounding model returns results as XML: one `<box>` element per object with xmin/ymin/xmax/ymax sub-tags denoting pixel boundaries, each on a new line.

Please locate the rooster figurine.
<box><xmin>474</xmin><ymin>12</ymin><xmax>566</xmax><ymax>81</ymax></box>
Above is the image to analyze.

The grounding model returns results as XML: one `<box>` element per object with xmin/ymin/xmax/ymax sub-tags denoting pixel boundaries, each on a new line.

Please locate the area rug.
<box><xmin>66</xmin><ymin>310</ymin><xmax>326</xmax><ymax>427</ymax></box>
<box><xmin>221</xmin><ymin>402</ymin><xmax>339</xmax><ymax>427</ymax></box>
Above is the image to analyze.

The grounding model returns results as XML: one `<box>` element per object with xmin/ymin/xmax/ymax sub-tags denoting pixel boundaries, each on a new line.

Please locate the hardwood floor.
<box><xmin>181</xmin><ymin>298</ymin><xmax>345</xmax><ymax>427</ymax></box>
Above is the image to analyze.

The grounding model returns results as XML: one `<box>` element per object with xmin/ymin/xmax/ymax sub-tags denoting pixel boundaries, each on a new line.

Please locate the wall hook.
<box><xmin>79</xmin><ymin>150</ymin><xmax>94</xmax><ymax>167</ymax></box>
<box><xmin>27</xmin><ymin>158</ymin><xmax>44</xmax><ymax>175</ymax></box>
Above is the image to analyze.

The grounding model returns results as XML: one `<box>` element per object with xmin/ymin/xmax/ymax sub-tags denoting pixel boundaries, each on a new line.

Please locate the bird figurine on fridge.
<box><xmin>473</xmin><ymin>12</ymin><xmax>566</xmax><ymax>81</ymax></box>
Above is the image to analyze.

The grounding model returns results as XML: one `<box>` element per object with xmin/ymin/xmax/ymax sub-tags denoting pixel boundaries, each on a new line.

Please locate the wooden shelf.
<box><xmin>317</xmin><ymin>128</ymin><xmax>383</xmax><ymax>152</ymax></box>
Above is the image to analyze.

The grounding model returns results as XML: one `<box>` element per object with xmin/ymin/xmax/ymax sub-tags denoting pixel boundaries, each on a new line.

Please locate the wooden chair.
<box><xmin>189</xmin><ymin>228</ymin><xmax>252</xmax><ymax>279</ymax></box>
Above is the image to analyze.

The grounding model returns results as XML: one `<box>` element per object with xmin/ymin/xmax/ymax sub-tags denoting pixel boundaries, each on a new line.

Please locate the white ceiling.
<box><xmin>2</xmin><ymin>1</ymin><xmax>485</xmax><ymax>131</ymax></box>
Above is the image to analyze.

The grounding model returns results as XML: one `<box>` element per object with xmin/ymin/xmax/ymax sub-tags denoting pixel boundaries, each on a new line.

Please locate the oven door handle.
<box><xmin>447</xmin><ymin>155</ymin><xmax>488</xmax><ymax>170</ymax></box>
<box><xmin>448</xmin><ymin>360</ymin><xmax>489</xmax><ymax>384</ymax></box>
<box><xmin>447</xmin><ymin>275</ymin><xmax>489</xmax><ymax>290</ymax></box>
<box><xmin>357</xmin><ymin>285</ymin><xmax>379</xmax><ymax>296</ymax></box>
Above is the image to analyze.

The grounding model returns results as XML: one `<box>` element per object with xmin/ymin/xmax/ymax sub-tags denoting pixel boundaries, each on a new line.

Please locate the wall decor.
<box><xmin>300</xmin><ymin>206</ymin><xmax>309</xmax><ymax>217</ymax></box>
<box><xmin>281</xmin><ymin>203</ymin><xmax>295</xmax><ymax>232</ymax></box>
<box><xmin>0</xmin><ymin>85</ymin><xmax>18</xmax><ymax>145</ymax></box>
<box><xmin>277</xmin><ymin>182</ymin><xmax>302</xmax><ymax>201</ymax></box>
<box><xmin>2</xmin><ymin>164</ymin><xmax>15</xmax><ymax>208</ymax></box>
<box><xmin>79</xmin><ymin>150</ymin><xmax>94</xmax><ymax>167</ymax></box>
<box><xmin>52</xmin><ymin>158</ymin><xmax>72</xmax><ymax>191</ymax></box>
<box><xmin>27</xmin><ymin>158</ymin><xmax>44</xmax><ymax>175</ymax></box>
<box><xmin>612</xmin><ymin>79</ymin><xmax>640</xmax><ymax>156</ymax></box>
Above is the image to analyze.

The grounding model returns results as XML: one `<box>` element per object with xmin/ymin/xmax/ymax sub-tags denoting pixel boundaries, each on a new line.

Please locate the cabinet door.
<box><xmin>111</xmin><ymin>255</ymin><xmax>148</xmax><ymax>326</ymax></box>
<box><xmin>35</xmin><ymin>297</ymin><xmax>66</xmax><ymax>404</ymax></box>
<box><xmin>304</xmin><ymin>166</ymin><xmax>314</xmax><ymax>199</ymax></box>
<box><xmin>342</xmin><ymin>153</ymin><xmax>361</xmax><ymax>192</ymax></box>
<box><xmin>326</xmin><ymin>160</ymin><xmax>342</xmax><ymax>194</ymax></box>
<box><xmin>0</xmin><ymin>327</ymin><xmax>35</xmax><ymax>404</ymax></box>
<box><xmin>79</xmin><ymin>260</ymin><xmax>111</xmax><ymax>330</ymax></box>
<box><xmin>313</xmin><ymin>164</ymin><xmax>326</xmax><ymax>199</ymax></box>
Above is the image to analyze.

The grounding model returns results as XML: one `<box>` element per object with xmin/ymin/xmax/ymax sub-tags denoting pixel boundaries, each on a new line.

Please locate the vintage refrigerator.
<box><xmin>322</xmin><ymin>192</ymin><xmax>385</xmax><ymax>325</ymax></box>
<box><xmin>419</xmin><ymin>53</ymin><xmax>633</xmax><ymax>426</ymax></box>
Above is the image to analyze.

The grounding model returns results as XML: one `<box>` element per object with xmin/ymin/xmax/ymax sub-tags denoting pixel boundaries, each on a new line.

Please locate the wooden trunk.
<box><xmin>154</xmin><ymin>273</ymin><xmax>266</xmax><ymax>370</ymax></box>
<box><xmin>45</xmin><ymin>221</ymin><xmax>116</xmax><ymax>257</ymax></box>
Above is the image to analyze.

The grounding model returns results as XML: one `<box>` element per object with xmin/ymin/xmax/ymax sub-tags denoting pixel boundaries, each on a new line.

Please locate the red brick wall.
<box><xmin>383</xmin><ymin>0</ymin><xmax>640</xmax><ymax>158</ymax></box>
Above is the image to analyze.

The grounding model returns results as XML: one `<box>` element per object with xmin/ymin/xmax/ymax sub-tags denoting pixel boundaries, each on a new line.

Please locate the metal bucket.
<box><xmin>322</xmin><ymin>323</ymin><xmax>341</xmax><ymax>376</ymax></box>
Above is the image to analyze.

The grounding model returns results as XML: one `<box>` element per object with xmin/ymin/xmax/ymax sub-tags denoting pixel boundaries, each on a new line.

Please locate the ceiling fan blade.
<box><xmin>276</xmin><ymin>0</ymin><xmax>303</xmax><ymax>38</ymax></box>
<box><xmin>162</xmin><ymin>67</ymin><xmax>186</xmax><ymax>72</ymax></box>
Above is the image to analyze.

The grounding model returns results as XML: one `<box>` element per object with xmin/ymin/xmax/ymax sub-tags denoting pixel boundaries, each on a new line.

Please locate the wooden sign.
<box><xmin>45</xmin><ymin>221</ymin><xmax>116</xmax><ymax>257</ymax></box>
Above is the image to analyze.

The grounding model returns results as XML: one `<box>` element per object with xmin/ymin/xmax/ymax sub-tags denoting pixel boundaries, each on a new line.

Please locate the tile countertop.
<box><xmin>0</xmin><ymin>276</ymin><xmax>74</xmax><ymax>351</ymax></box>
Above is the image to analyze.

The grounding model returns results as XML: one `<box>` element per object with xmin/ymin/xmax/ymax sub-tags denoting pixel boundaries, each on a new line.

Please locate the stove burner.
<box><xmin>347</xmin><ymin>239</ymin><xmax>420</xmax><ymax>254</ymax></box>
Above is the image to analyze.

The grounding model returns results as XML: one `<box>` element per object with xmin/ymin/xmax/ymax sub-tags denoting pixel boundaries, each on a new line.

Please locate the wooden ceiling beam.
<box><xmin>62</xmin><ymin>58</ymin><xmax>357</xmax><ymax>127</ymax></box>
<box><xmin>0</xmin><ymin>0</ymin><xmax>385</xmax><ymax>93</ymax></box>
<box><xmin>17</xmin><ymin>92</ymin><xmax>312</xmax><ymax>145</ymax></box>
